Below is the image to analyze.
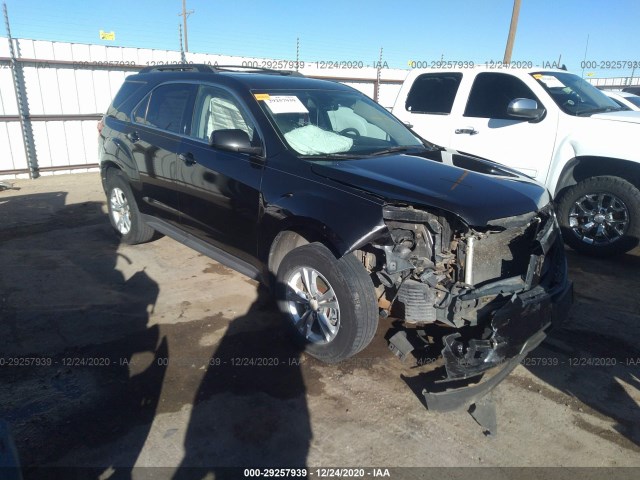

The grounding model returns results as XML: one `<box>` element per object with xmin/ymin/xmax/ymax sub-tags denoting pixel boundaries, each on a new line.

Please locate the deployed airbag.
<box><xmin>284</xmin><ymin>125</ymin><xmax>353</xmax><ymax>155</ymax></box>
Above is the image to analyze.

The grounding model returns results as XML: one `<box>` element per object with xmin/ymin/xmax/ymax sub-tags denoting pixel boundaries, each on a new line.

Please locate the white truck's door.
<box><xmin>447</xmin><ymin>71</ymin><xmax>558</xmax><ymax>183</ymax></box>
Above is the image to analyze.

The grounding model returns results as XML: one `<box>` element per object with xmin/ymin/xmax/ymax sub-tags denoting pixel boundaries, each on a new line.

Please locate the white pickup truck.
<box><xmin>391</xmin><ymin>67</ymin><xmax>640</xmax><ymax>256</ymax></box>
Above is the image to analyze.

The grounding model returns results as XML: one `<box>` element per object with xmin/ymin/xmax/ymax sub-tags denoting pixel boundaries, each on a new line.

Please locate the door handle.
<box><xmin>178</xmin><ymin>152</ymin><xmax>197</xmax><ymax>166</ymax></box>
<box><xmin>126</xmin><ymin>131</ymin><xmax>139</xmax><ymax>142</ymax></box>
<box><xmin>455</xmin><ymin>127</ymin><xmax>479</xmax><ymax>135</ymax></box>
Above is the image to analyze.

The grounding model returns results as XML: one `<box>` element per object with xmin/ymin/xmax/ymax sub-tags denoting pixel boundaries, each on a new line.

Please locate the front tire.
<box><xmin>276</xmin><ymin>243</ymin><xmax>378</xmax><ymax>363</ymax></box>
<box><xmin>105</xmin><ymin>169</ymin><xmax>155</xmax><ymax>245</ymax></box>
<box><xmin>557</xmin><ymin>176</ymin><xmax>640</xmax><ymax>256</ymax></box>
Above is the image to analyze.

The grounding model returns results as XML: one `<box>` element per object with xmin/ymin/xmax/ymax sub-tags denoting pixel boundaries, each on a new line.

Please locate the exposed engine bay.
<box><xmin>355</xmin><ymin>202</ymin><xmax>571</xmax><ymax>389</ymax></box>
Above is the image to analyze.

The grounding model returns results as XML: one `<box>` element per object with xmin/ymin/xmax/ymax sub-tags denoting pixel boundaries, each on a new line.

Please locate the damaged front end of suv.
<box><xmin>356</xmin><ymin>200</ymin><xmax>572</xmax><ymax>411</ymax></box>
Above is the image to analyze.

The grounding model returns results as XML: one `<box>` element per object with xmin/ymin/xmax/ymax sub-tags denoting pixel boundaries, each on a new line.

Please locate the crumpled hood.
<box><xmin>590</xmin><ymin>111</ymin><xmax>640</xmax><ymax>124</ymax></box>
<box><xmin>310</xmin><ymin>152</ymin><xmax>550</xmax><ymax>226</ymax></box>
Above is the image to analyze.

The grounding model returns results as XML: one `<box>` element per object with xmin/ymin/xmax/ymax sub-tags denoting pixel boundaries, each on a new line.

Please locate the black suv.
<box><xmin>99</xmin><ymin>65</ymin><xmax>572</xmax><ymax>408</ymax></box>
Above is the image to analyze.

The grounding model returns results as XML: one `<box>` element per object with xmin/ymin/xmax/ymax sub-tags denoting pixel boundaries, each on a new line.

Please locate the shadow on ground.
<box><xmin>0</xmin><ymin>191</ymin><xmax>312</xmax><ymax>479</ymax></box>
<box><xmin>172</xmin><ymin>285</ymin><xmax>311</xmax><ymax>479</ymax></box>
<box><xmin>520</xmin><ymin>248</ymin><xmax>640</xmax><ymax>452</ymax></box>
<box><xmin>0</xmin><ymin>192</ymin><xmax>168</xmax><ymax>479</ymax></box>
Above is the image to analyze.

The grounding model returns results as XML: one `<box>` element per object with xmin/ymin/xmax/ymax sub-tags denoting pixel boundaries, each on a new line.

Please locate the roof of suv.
<box><xmin>131</xmin><ymin>64</ymin><xmax>353</xmax><ymax>92</ymax></box>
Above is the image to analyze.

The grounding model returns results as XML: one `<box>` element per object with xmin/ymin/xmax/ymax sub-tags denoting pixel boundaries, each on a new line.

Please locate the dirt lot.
<box><xmin>0</xmin><ymin>173</ymin><xmax>639</xmax><ymax>479</ymax></box>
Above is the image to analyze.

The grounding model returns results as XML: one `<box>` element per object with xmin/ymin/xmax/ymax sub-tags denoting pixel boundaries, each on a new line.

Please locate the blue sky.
<box><xmin>3</xmin><ymin>0</ymin><xmax>640</xmax><ymax>76</ymax></box>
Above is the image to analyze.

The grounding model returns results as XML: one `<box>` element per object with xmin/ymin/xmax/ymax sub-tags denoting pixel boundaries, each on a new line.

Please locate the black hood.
<box><xmin>310</xmin><ymin>151</ymin><xmax>550</xmax><ymax>226</ymax></box>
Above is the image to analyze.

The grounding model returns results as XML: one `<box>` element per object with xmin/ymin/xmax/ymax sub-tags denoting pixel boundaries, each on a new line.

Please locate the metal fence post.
<box><xmin>3</xmin><ymin>2</ymin><xmax>38</xmax><ymax>178</ymax></box>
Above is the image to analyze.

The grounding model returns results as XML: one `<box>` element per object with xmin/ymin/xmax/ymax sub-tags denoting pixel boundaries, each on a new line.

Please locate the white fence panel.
<box><xmin>58</xmin><ymin>68</ymin><xmax>81</xmax><ymax>114</ymax></box>
<box><xmin>70</xmin><ymin>43</ymin><xmax>92</xmax><ymax>61</ymax></box>
<box><xmin>81</xmin><ymin>120</ymin><xmax>99</xmax><ymax>164</ymax></box>
<box><xmin>75</xmin><ymin>68</ymin><xmax>99</xmax><ymax>112</ymax></box>
<box><xmin>31</xmin><ymin>121</ymin><xmax>51</xmax><ymax>169</ymax></box>
<box><xmin>0</xmin><ymin>68</ymin><xmax>18</xmax><ymax>114</ymax></box>
<box><xmin>22</xmin><ymin>66</ymin><xmax>45</xmax><ymax>114</ymax></box>
<box><xmin>64</xmin><ymin>121</ymin><xmax>88</xmax><ymax>165</ymax></box>
<box><xmin>47</xmin><ymin>121</ymin><xmax>70</xmax><ymax>167</ymax></box>
<box><xmin>1</xmin><ymin>122</ymin><xmax>25</xmax><ymax>171</ymax></box>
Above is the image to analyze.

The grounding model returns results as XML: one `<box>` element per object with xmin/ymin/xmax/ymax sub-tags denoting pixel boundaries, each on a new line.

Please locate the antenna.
<box><xmin>581</xmin><ymin>34</ymin><xmax>590</xmax><ymax>78</ymax></box>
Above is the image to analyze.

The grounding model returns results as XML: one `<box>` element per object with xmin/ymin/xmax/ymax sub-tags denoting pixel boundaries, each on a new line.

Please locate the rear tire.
<box><xmin>105</xmin><ymin>169</ymin><xmax>155</xmax><ymax>245</ymax></box>
<box><xmin>557</xmin><ymin>176</ymin><xmax>640</xmax><ymax>257</ymax></box>
<box><xmin>276</xmin><ymin>243</ymin><xmax>378</xmax><ymax>363</ymax></box>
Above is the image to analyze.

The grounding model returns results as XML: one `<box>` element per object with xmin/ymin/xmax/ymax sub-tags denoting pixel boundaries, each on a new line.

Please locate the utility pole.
<box><xmin>179</xmin><ymin>24</ymin><xmax>186</xmax><ymax>63</ymax></box>
<box><xmin>374</xmin><ymin>47</ymin><xmax>383</xmax><ymax>103</ymax></box>
<box><xmin>178</xmin><ymin>0</ymin><xmax>194</xmax><ymax>52</ymax></box>
<box><xmin>503</xmin><ymin>0</ymin><xmax>521</xmax><ymax>63</ymax></box>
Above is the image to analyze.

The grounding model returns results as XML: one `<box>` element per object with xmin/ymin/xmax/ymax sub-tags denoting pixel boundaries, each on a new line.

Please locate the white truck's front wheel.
<box><xmin>557</xmin><ymin>176</ymin><xmax>640</xmax><ymax>257</ymax></box>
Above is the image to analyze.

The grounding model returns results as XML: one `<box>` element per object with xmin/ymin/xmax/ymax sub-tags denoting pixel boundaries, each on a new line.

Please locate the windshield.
<box><xmin>531</xmin><ymin>71</ymin><xmax>622</xmax><ymax>116</ymax></box>
<box><xmin>254</xmin><ymin>89</ymin><xmax>425</xmax><ymax>157</ymax></box>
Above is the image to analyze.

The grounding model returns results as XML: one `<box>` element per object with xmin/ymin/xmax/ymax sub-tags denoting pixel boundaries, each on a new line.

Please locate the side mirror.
<box><xmin>209</xmin><ymin>129</ymin><xmax>263</xmax><ymax>155</ymax></box>
<box><xmin>507</xmin><ymin>98</ymin><xmax>545</xmax><ymax>121</ymax></box>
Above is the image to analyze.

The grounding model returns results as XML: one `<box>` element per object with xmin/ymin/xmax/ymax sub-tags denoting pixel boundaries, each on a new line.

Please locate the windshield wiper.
<box><xmin>369</xmin><ymin>146</ymin><xmax>422</xmax><ymax>156</ymax></box>
<box><xmin>300</xmin><ymin>146</ymin><xmax>427</xmax><ymax>160</ymax></box>
<box><xmin>299</xmin><ymin>152</ymin><xmax>364</xmax><ymax>160</ymax></box>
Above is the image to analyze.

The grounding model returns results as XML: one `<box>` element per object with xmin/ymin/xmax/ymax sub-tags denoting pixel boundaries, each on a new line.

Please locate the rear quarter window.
<box><xmin>106</xmin><ymin>80</ymin><xmax>148</xmax><ymax>121</ymax></box>
<box><xmin>134</xmin><ymin>83</ymin><xmax>196</xmax><ymax>135</ymax></box>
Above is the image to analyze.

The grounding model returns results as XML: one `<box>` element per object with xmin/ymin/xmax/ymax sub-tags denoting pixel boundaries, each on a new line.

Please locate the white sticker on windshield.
<box><xmin>537</xmin><ymin>75</ymin><xmax>566</xmax><ymax>89</ymax></box>
<box><xmin>263</xmin><ymin>95</ymin><xmax>309</xmax><ymax>114</ymax></box>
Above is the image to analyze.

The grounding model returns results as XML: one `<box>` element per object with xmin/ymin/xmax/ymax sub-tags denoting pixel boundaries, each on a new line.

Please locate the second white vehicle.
<box><xmin>603</xmin><ymin>90</ymin><xmax>640</xmax><ymax>111</ymax></box>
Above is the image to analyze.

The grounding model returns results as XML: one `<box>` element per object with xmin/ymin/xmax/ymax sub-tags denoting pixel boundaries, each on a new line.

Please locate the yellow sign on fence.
<box><xmin>99</xmin><ymin>30</ymin><xmax>116</xmax><ymax>41</ymax></box>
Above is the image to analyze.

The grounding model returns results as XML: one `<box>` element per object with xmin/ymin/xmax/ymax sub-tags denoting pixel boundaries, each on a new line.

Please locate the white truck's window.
<box><xmin>405</xmin><ymin>73</ymin><xmax>462</xmax><ymax>114</ymax></box>
<box><xmin>464</xmin><ymin>72</ymin><xmax>541</xmax><ymax>119</ymax></box>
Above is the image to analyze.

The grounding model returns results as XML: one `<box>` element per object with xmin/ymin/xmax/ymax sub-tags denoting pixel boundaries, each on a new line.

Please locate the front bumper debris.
<box><xmin>422</xmin><ymin>208</ymin><xmax>574</xmax><ymax>414</ymax></box>
<box><xmin>423</xmin><ymin>275</ymin><xmax>573</xmax><ymax>412</ymax></box>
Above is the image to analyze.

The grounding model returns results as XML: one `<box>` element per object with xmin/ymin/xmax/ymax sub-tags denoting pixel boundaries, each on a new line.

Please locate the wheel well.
<box><xmin>101</xmin><ymin>161</ymin><xmax>121</xmax><ymax>182</ymax></box>
<box><xmin>554</xmin><ymin>156</ymin><xmax>640</xmax><ymax>198</ymax></box>
<box><xmin>267</xmin><ymin>227</ymin><xmax>339</xmax><ymax>277</ymax></box>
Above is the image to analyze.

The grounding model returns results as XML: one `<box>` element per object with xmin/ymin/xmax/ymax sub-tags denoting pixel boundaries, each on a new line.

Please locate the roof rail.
<box><xmin>138</xmin><ymin>63</ymin><xmax>305</xmax><ymax>77</ymax></box>
<box><xmin>213</xmin><ymin>65</ymin><xmax>305</xmax><ymax>76</ymax></box>
<box><xmin>138</xmin><ymin>64</ymin><xmax>214</xmax><ymax>73</ymax></box>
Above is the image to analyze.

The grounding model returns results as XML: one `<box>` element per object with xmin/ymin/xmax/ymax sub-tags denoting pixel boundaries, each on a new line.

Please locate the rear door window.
<box><xmin>405</xmin><ymin>73</ymin><xmax>463</xmax><ymax>114</ymax></box>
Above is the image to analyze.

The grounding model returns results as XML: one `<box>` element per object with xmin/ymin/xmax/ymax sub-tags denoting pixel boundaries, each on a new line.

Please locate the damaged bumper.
<box><xmin>423</xmin><ymin>208</ymin><xmax>573</xmax><ymax>411</ymax></box>
<box><xmin>423</xmin><ymin>279</ymin><xmax>572</xmax><ymax>411</ymax></box>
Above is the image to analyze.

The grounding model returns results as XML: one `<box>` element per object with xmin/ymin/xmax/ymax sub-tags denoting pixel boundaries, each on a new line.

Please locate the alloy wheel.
<box><xmin>284</xmin><ymin>266</ymin><xmax>341</xmax><ymax>344</ymax></box>
<box><xmin>568</xmin><ymin>192</ymin><xmax>629</xmax><ymax>245</ymax></box>
<box><xmin>109</xmin><ymin>187</ymin><xmax>132</xmax><ymax>235</ymax></box>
